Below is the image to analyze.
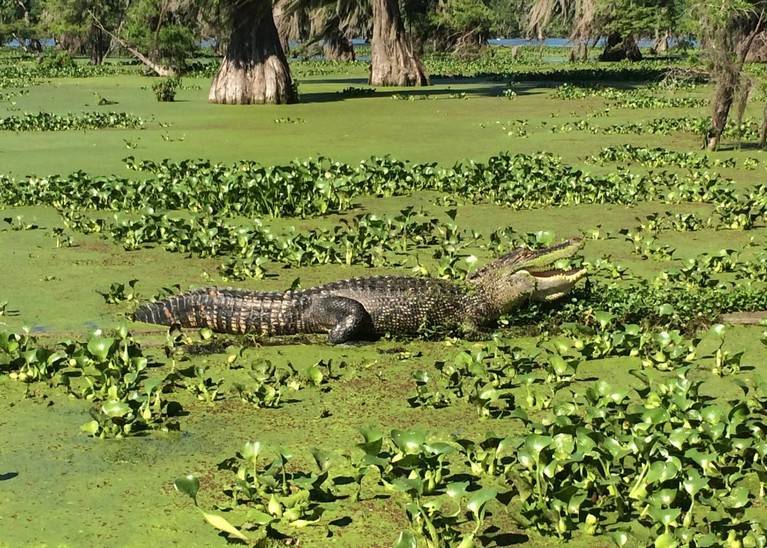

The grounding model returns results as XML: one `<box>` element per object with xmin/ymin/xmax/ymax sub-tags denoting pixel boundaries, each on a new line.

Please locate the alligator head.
<box><xmin>467</xmin><ymin>238</ymin><xmax>587</xmax><ymax>315</ymax></box>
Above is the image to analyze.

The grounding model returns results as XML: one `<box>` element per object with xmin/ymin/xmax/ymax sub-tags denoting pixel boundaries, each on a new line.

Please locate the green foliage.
<box><xmin>0</xmin><ymin>327</ymin><xmax>181</xmax><ymax>438</ymax></box>
<box><xmin>191</xmin><ymin>441</ymin><xmax>334</xmax><ymax>539</ymax></box>
<box><xmin>40</xmin><ymin>0</ymin><xmax>126</xmax><ymax>63</ymax></box>
<box><xmin>554</xmin><ymin>83</ymin><xmax>706</xmax><ymax>109</ymax></box>
<box><xmin>151</xmin><ymin>77</ymin><xmax>180</xmax><ymax>102</ymax></box>
<box><xmin>590</xmin><ymin>145</ymin><xmax>754</xmax><ymax>169</ymax></box>
<box><xmin>37</xmin><ymin>51</ymin><xmax>75</xmax><ymax>70</ymax></box>
<box><xmin>122</xmin><ymin>0</ymin><xmax>198</xmax><ymax>72</ymax></box>
<box><xmin>337</xmin><ymin>86</ymin><xmax>375</xmax><ymax>97</ymax></box>
<box><xmin>0</xmin><ymin>0</ymin><xmax>43</xmax><ymax>45</ymax></box>
<box><xmin>431</xmin><ymin>0</ymin><xmax>496</xmax><ymax>51</ymax></box>
<box><xmin>99</xmin><ymin>279</ymin><xmax>138</xmax><ymax>304</ymax></box>
<box><xmin>0</xmin><ymin>151</ymin><xmax>749</xmax><ymax>218</ymax></box>
<box><xmin>0</xmin><ymin>111</ymin><xmax>144</xmax><ymax>131</ymax></box>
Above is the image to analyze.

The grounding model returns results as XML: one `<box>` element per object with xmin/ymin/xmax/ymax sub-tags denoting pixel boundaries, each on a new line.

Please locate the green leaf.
<box><xmin>552</xmin><ymin>433</ymin><xmax>575</xmax><ymax>460</ymax></box>
<box><xmin>306</xmin><ymin>365</ymin><xmax>323</xmax><ymax>386</ymax></box>
<box><xmin>682</xmin><ymin>469</ymin><xmax>708</xmax><ymax>497</ymax></box>
<box><xmin>101</xmin><ymin>400</ymin><xmax>130</xmax><ymax>418</ymax></box>
<box><xmin>411</xmin><ymin>369</ymin><xmax>430</xmax><ymax>383</ymax></box>
<box><xmin>723</xmin><ymin>486</ymin><xmax>749</xmax><ymax>509</ymax></box>
<box><xmin>358</xmin><ymin>425</ymin><xmax>383</xmax><ymax>445</ymax></box>
<box><xmin>241</xmin><ymin>441</ymin><xmax>262</xmax><ymax>463</ymax></box>
<box><xmin>86</xmin><ymin>335</ymin><xmax>114</xmax><ymax>361</ymax></box>
<box><xmin>391</xmin><ymin>429</ymin><xmax>426</xmax><ymax>454</ymax></box>
<box><xmin>390</xmin><ymin>477</ymin><xmax>423</xmax><ymax>496</ymax></box>
<box><xmin>393</xmin><ymin>530</ymin><xmax>417</xmax><ymax>548</ymax></box>
<box><xmin>654</xmin><ymin>532</ymin><xmax>678</xmax><ymax>548</ymax></box>
<box><xmin>174</xmin><ymin>475</ymin><xmax>200</xmax><ymax>503</ymax></box>
<box><xmin>244</xmin><ymin>509</ymin><xmax>273</xmax><ymax>526</ymax></box>
<box><xmin>466</xmin><ymin>487</ymin><xmax>497</xmax><ymax>518</ymax></box>
<box><xmin>201</xmin><ymin>511</ymin><xmax>248</xmax><ymax>542</ymax></box>
<box><xmin>594</xmin><ymin>311</ymin><xmax>614</xmax><ymax>329</ymax></box>
<box><xmin>610</xmin><ymin>531</ymin><xmax>630</xmax><ymax>547</ymax></box>
<box><xmin>648</xmin><ymin>505</ymin><xmax>680</xmax><ymax>528</ymax></box>
<box><xmin>80</xmin><ymin>420</ymin><xmax>99</xmax><ymax>435</ymax></box>
<box><xmin>534</xmin><ymin>230</ymin><xmax>555</xmax><ymax>246</ymax></box>
<box><xmin>710</xmin><ymin>323</ymin><xmax>726</xmax><ymax>338</ymax></box>
<box><xmin>524</xmin><ymin>434</ymin><xmax>552</xmax><ymax>461</ymax></box>
<box><xmin>310</xmin><ymin>447</ymin><xmax>332</xmax><ymax>472</ymax></box>
<box><xmin>425</xmin><ymin>442</ymin><xmax>455</xmax><ymax>455</ymax></box>
<box><xmin>645</xmin><ymin>461</ymin><xmax>679</xmax><ymax>485</ymax></box>
<box><xmin>446</xmin><ymin>481</ymin><xmax>469</xmax><ymax>498</ymax></box>
<box><xmin>290</xmin><ymin>517</ymin><xmax>322</xmax><ymax>528</ymax></box>
<box><xmin>658</xmin><ymin>304</ymin><xmax>675</xmax><ymax>316</ymax></box>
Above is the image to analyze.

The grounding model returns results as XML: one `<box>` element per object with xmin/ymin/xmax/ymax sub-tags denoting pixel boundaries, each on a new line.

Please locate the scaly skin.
<box><xmin>134</xmin><ymin>239</ymin><xmax>587</xmax><ymax>343</ymax></box>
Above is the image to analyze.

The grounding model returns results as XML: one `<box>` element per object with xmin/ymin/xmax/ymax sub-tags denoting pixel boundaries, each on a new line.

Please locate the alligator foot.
<box><xmin>308</xmin><ymin>296</ymin><xmax>376</xmax><ymax>344</ymax></box>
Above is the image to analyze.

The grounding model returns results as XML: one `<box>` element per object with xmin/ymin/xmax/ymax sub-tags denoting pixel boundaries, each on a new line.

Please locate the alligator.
<box><xmin>133</xmin><ymin>238</ymin><xmax>586</xmax><ymax>343</ymax></box>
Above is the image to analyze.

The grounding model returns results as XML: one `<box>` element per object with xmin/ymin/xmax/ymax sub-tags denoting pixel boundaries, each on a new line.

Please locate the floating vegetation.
<box><xmin>0</xmin><ymin>111</ymin><xmax>145</xmax><ymax>131</ymax></box>
<box><xmin>554</xmin><ymin>83</ymin><xmax>707</xmax><ymax>109</ymax></box>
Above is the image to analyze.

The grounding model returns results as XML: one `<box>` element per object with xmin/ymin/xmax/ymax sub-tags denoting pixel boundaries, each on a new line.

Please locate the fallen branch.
<box><xmin>87</xmin><ymin>9</ymin><xmax>175</xmax><ymax>77</ymax></box>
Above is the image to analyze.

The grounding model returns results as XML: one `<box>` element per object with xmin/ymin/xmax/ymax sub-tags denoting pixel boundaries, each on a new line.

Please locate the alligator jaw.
<box><xmin>517</xmin><ymin>239</ymin><xmax>586</xmax><ymax>302</ymax></box>
<box><xmin>469</xmin><ymin>237</ymin><xmax>584</xmax><ymax>284</ymax></box>
<box><xmin>531</xmin><ymin>267</ymin><xmax>587</xmax><ymax>302</ymax></box>
<box><xmin>516</xmin><ymin>238</ymin><xmax>583</xmax><ymax>271</ymax></box>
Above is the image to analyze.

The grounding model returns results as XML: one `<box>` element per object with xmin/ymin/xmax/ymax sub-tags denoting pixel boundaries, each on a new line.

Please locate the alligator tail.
<box><xmin>133</xmin><ymin>288</ymin><xmax>212</xmax><ymax>328</ymax></box>
<box><xmin>133</xmin><ymin>287</ymin><xmax>300</xmax><ymax>335</ymax></box>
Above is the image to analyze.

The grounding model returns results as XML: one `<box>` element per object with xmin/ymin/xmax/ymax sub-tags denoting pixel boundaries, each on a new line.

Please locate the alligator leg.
<box><xmin>306</xmin><ymin>296</ymin><xmax>375</xmax><ymax>343</ymax></box>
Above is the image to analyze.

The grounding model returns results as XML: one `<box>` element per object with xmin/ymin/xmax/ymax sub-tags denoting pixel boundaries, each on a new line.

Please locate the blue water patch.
<box><xmin>488</xmin><ymin>37</ymin><xmax>697</xmax><ymax>48</ymax></box>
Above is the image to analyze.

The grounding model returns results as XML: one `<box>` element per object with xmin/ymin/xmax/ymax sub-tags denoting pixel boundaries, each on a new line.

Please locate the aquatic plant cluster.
<box><xmin>0</xmin><ymin>111</ymin><xmax>144</xmax><ymax>131</ymax></box>
<box><xmin>553</xmin><ymin>83</ymin><xmax>707</xmax><ymax>109</ymax></box>
<box><xmin>3</xmin><ymin>318</ymin><xmax>767</xmax><ymax>546</ymax></box>
<box><xmin>0</xmin><ymin>152</ymin><xmax>758</xmax><ymax>216</ymax></box>
<box><xmin>546</xmin><ymin>116</ymin><xmax>761</xmax><ymax>140</ymax></box>
<box><xmin>589</xmin><ymin>145</ymin><xmax>759</xmax><ymax>169</ymax></box>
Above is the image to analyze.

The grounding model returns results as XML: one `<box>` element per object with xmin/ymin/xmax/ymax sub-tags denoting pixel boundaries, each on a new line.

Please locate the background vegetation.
<box><xmin>4</xmin><ymin>1</ymin><xmax>767</xmax><ymax>546</ymax></box>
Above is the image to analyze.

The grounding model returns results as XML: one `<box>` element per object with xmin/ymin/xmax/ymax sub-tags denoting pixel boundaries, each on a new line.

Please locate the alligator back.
<box><xmin>307</xmin><ymin>276</ymin><xmax>467</xmax><ymax>334</ymax></box>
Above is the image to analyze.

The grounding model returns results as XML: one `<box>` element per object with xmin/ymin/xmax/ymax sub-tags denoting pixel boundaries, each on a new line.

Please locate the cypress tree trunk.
<box><xmin>272</xmin><ymin>0</ymin><xmax>290</xmax><ymax>53</ymax></box>
<box><xmin>599</xmin><ymin>33</ymin><xmax>642</xmax><ymax>62</ymax></box>
<box><xmin>322</xmin><ymin>33</ymin><xmax>355</xmax><ymax>61</ymax></box>
<box><xmin>653</xmin><ymin>31</ymin><xmax>669</xmax><ymax>54</ymax></box>
<box><xmin>90</xmin><ymin>27</ymin><xmax>108</xmax><ymax>65</ymax></box>
<box><xmin>707</xmin><ymin>72</ymin><xmax>737</xmax><ymax>150</ymax></box>
<box><xmin>569</xmin><ymin>41</ymin><xmax>588</xmax><ymax>62</ymax></box>
<box><xmin>369</xmin><ymin>0</ymin><xmax>428</xmax><ymax>86</ymax></box>
<box><xmin>209</xmin><ymin>0</ymin><xmax>296</xmax><ymax>105</ymax></box>
<box><xmin>705</xmin><ymin>23</ymin><xmax>763</xmax><ymax>151</ymax></box>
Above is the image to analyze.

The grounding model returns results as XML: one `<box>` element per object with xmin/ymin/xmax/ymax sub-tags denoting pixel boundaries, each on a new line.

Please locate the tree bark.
<box><xmin>650</xmin><ymin>30</ymin><xmax>669</xmax><ymax>55</ymax></box>
<box><xmin>707</xmin><ymin>76</ymin><xmax>736</xmax><ymax>151</ymax></box>
<box><xmin>569</xmin><ymin>41</ymin><xmax>588</xmax><ymax>62</ymax></box>
<box><xmin>272</xmin><ymin>0</ymin><xmax>290</xmax><ymax>53</ymax></box>
<box><xmin>90</xmin><ymin>27</ymin><xmax>108</xmax><ymax>65</ymax></box>
<box><xmin>760</xmin><ymin>102</ymin><xmax>767</xmax><ymax>148</ymax></box>
<box><xmin>369</xmin><ymin>0</ymin><xmax>428</xmax><ymax>86</ymax></box>
<box><xmin>707</xmin><ymin>14</ymin><xmax>764</xmax><ymax>151</ymax></box>
<box><xmin>599</xmin><ymin>33</ymin><xmax>642</xmax><ymax>62</ymax></box>
<box><xmin>323</xmin><ymin>33</ymin><xmax>355</xmax><ymax>61</ymax></box>
<box><xmin>733</xmin><ymin>77</ymin><xmax>753</xmax><ymax>148</ymax></box>
<box><xmin>209</xmin><ymin>0</ymin><xmax>296</xmax><ymax>105</ymax></box>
